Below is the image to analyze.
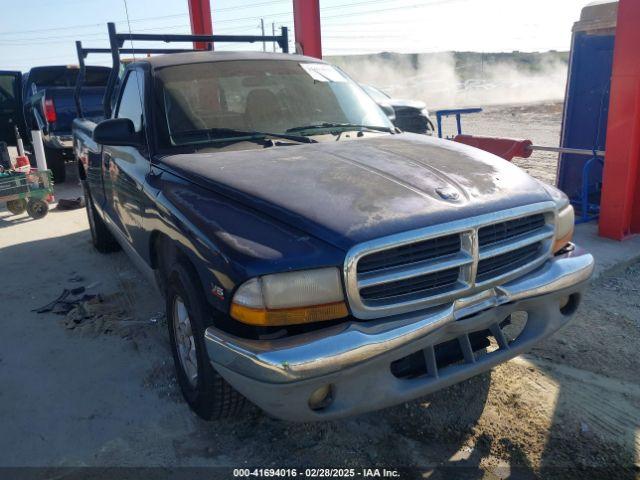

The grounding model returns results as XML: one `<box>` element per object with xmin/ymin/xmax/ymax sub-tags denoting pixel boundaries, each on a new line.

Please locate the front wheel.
<box><xmin>167</xmin><ymin>261</ymin><xmax>246</xmax><ymax>420</ymax></box>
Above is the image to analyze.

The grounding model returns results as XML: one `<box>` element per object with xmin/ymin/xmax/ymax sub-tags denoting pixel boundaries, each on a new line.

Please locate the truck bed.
<box><xmin>28</xmin><ymin>86</ymin><xmax>105</xmax><ymax>137</ymax></box>
<box><xmin>73</xmin><ymin>117</ymin><xmax>100</xmax><ymax>174</ymax></box>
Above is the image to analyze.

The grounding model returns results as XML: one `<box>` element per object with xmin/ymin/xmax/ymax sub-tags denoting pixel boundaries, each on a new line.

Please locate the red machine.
<box><xmin>599</xmin><ymin>0</ymin><xmax>640</xmax><ymax>240</ymax></box>
<box><xmin>454</xmin><ymin>135</ymin><xmax>532</xmax><ymax>162</ymax></box>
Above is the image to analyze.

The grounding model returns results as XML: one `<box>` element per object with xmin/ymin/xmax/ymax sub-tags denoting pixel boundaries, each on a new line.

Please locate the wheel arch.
<box><xmin>149</xmin><ymin>230</ymin><xmax>212</xmax><ymax>304</ymax></box>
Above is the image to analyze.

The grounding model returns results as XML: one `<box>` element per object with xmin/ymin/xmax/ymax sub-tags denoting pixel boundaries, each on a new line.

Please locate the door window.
<box><xmin>116</xmin><ymin>70</ymin><xmax>144</xmax><ymax>132</ymax></box>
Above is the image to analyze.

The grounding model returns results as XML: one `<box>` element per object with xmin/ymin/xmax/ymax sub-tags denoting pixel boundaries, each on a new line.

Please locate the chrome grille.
<box><xmin>360</xmin><ymin>266</ymin><xmax>461</xmax><ymax>301</ymax></box>
<box><xmin>478</xmin><ymin>214</ymin><xmax>546</xmax><ymax>247</ymax></box>
<box><xmin>476</xmin><ymin>242</ymin><xmax>542</xmax><ymax>283</ymax></box>
<box><xmin>357</xmin><ymin>234</ymin><xmax>460</xmax><ymax>274</ymax></box>
<box><xmin>344</xmin><ymin>202</ymin><xmax>556</xmax><ymax>319</ymax></box>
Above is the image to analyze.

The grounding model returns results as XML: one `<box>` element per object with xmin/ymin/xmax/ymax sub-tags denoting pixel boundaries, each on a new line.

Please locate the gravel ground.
<box><xmin>1</xmin><ymin>105</ymin><xmax>639</xmax><ymax>479</ymax></box>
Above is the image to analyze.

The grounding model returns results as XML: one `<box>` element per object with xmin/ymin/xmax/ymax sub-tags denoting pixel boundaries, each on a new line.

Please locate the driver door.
<box><xmin>102</xmin><ymin>68</ymin><xmax>150</xmax><ymax>253</ymax></box>
<box><xmin>0</xmin><ymin>71</ymin><xmax>25</xmax><ymax>146</ymax></box>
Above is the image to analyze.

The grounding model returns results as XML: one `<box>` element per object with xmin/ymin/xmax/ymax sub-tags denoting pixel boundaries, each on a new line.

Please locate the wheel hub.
<box><xmin>173</xmin><ymin>296</ymin><xmax>198</xmax><ymax>387</ymax></box>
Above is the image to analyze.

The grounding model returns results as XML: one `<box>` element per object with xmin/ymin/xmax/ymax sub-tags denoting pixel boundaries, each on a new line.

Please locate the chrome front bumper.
<box><xmin>205</xmin><ymin>247</ymin><xmax>594</xmax><ymax>421</ymax></box>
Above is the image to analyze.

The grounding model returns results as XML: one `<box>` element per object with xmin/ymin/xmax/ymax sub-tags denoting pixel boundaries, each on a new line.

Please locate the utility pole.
<box><xmin>260</xmin><ymin>18</ymin><xmax>266</xmax><ymax>52</ymax></box>
<box><xmin>272</xmin><ymin>22</ymin><xmax>276</xmax><ymax>51</ymax></box>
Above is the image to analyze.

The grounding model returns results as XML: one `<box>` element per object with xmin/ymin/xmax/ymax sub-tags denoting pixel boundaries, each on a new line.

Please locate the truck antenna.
<box><xmin>121</xmin><ymin>0</ymin><xmax>153</xmax><ymax>171</ymax></box>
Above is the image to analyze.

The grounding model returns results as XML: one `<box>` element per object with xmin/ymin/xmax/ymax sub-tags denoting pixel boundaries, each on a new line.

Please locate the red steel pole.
<box><xmin>188</xmin><ymin>0</ymin><xmax>213</xmax><ymax>50</ymax></box>
<box><xmin>599</xmin><ymin>0</ymin><xmax>640</xmax><ymax>240</ymax></box>
<box><xmin>292</xmin><ymin>0</ymin><xmax>322</xmax><ymax>58</ymax></box>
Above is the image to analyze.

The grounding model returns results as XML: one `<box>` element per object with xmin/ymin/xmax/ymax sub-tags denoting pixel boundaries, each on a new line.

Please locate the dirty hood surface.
<box><xmin>160</xmin><ymin>134</ymin><xmax>553</xmax><ymax>250</ymax></box>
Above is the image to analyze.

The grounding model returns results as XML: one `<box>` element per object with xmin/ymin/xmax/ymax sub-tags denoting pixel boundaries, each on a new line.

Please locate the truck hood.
<box><xmin>389</xmin><ymin>99</ymin><xmax>427</xmax><ymax>111</ymax></box>
<box><xmin>159</xmin><ymin>134</ymin><xmax>554</xmax><ymax>250</ymax></box>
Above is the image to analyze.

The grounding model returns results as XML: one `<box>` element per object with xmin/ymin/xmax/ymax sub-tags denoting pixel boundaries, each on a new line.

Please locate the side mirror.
<box><xmin>378</xmin><ymin>102</ymin><xmax>396</xmax><ymax>123</ymax></box>
<box><xmin>93</xmin><ymin>118</ymin><xmax>143</xmax><ymax>147</ymax></box>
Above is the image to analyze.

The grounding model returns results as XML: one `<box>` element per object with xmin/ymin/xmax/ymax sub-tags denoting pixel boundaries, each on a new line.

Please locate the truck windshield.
<box><xmin>156</xmin><ymin>59</ymin><xmax>393</xmax><ymax>148</ymax></box>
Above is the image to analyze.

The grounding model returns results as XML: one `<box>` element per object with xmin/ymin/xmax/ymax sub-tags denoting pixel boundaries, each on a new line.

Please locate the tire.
<box><xmin>6</xmin><ymin>199</ymin><xmax>27</xmax><ymax>215</ymax></box>
<box><xmin>45</xmin><ymin>148</ymin><xmax>66</xmax><ymax>183</ymax></box>
<box><xmin>426</xmin><ymin>117</ymin><xmax>436</xmax><ymax>134</ymax></box>
<box><xmin>167</xmin><ymin>261</ymin><xmax>246</xmax><ymax>420</ymax></box>
<box><xmin>82</xmin><ymin>181</ymin><xmax>120</xmax><ymax>253</ymax></box>
<box><xmin>26</xmin><ymin>198</ymin><xmax>49</xmax><ymax>219</ymax></box>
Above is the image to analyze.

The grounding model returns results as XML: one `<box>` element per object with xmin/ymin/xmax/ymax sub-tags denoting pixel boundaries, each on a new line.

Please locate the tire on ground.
<box><xmin>166</xmin><ymin>260</ymin><xmax>247</xmax><ymax>420</ymax></box>
<box><xmin>82</xmin><ymin>181</ymin><xmax>120</xmax><ymax>253</ymax></box>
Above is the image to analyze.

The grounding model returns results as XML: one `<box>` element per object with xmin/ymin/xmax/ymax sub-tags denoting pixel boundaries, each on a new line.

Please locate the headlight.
<box><xmin>554</xmin><ymin>204</ymin><xmax>575</xmax><ymax>253</ymax></box>
<box><xmin>230</xmin><ymin>267</ymin><xmax>349</xmax><ymax>326</ymax></box>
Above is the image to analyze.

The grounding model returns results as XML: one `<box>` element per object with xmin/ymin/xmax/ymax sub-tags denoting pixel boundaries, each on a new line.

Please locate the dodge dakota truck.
<box><xmin>74</xmin><ymin>48</ymin><xmax>593</xmax><ymax>422</ymax></box>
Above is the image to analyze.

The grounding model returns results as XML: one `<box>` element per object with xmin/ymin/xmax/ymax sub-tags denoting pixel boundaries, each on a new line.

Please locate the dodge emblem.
<box><xmin>436</xmin><ymin>187</ymin><xmax>460</xmax><ymax>201</ymax></box>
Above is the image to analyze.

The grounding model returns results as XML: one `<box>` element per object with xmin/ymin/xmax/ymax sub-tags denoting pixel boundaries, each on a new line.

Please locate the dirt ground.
<box><xmin>1</xmin><ymin>104</ymin><xmax>639</xmax><ymax>479</ymax></box>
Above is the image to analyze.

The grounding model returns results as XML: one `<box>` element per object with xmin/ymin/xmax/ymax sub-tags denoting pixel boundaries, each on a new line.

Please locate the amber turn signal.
<box><xmin>230</xmin><ymin>301</ymin><xmax>349</xmax><ymax>327</ymax></box>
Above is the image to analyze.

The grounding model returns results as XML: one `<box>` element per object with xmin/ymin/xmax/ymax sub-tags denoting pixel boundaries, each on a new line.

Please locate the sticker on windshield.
<box><xmin>300</xmin><ymin>63</ymin><xmax>347</xmax><ymax>82</ymax></box>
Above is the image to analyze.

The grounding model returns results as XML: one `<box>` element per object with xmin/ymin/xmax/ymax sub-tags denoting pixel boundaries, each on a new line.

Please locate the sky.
<box><xmin>1</xmin><ymin>0</ymin><xmax>596</xmax><ymax>71</ymax></box>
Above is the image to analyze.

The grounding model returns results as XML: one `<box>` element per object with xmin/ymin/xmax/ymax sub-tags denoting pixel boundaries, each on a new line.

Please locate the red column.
<box><xmin>599</xmin><ymin>0</ymin><xmax>640</xmax><ymax>240</ymax></box>
<box><xmin>292</xmin><ymin>0</ymin><xmax>322</xmax><ymax>59</ymax></box>
<box><xmin>188</xmin><ymin>0</ymin><xmax>213</xmax><ymax>50</ymax></box>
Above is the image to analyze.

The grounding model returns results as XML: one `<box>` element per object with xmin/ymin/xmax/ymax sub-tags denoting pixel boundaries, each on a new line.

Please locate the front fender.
<box><xmin>148</xmin><ymin>173</ymin><xmax>346</xmax><ymax>314</ymax></box>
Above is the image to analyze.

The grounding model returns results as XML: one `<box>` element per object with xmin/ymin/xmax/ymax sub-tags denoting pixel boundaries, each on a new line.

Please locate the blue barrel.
<box><xmin>557</xmin><ymin>1</ymin><xmax>617</xmax><ymax>218</ymax></box>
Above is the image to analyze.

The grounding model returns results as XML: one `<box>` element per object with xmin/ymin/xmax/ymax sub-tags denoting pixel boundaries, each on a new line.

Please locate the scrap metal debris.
<box><xmin>60</xmin><ymin>292</ymin><xmax>157</xmax><ymax>338</ymax></box>
<box><xmin>35</xmin><ymin>281</ymin><xmax>158</xmax><ymax>339</ymax></box>
<box><xmin>33</xmin><ymin>286</ymin><xmax>97</xmax><ymax>315</ymax></box>
<box><xmin>61</xmin><ymin>292</ymin><xmax>130</xmax><ymax>335</ymax></box>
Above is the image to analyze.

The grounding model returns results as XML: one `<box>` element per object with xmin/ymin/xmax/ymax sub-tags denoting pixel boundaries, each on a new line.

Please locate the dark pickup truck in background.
<box><xmin>74</xmin><ymin>26</ymin><xmax>593</xmax><ymax>422</ymax></box>
<box><xmin>23</xmin><ymin>65</ymin><xmax>110</xmax><ymax>182</ymax></box>
<box><xmin>361</xmin><ymin>83</ymin><xmax>435</xmax><ymax>135</ymax></box>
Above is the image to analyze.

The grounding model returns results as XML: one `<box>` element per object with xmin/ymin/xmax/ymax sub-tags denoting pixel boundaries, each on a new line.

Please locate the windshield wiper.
<box><xmin>286</xmin><ymin>123</ymin><xmax>395</xmax><ymax>135</ymax></box>
<box><xmin>262</xmin><ymin>131</ymin><xmax>318</xmax><ymax>144</ymax></box>
<box><xmin>173</xmin><ymin>127</ymin><xmax>316</xmax><ymax>145</ymax></box>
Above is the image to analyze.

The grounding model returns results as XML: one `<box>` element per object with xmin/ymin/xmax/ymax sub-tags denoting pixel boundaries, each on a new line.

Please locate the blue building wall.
<box><xmin>557</xmin><ymin>31</ymin><xmax>615</xmax><ymax>212</ymax></box>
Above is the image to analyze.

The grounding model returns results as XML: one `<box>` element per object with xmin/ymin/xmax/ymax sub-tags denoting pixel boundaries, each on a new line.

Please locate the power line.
<box><xmin>0</xmin><ymin>0</ymin><xmax>294</xmax><ymax>37</ymax></box>
<box><xmin>0</xmin><ymin>0</ymin><xmax>448</xmax><ymax>40</ymax></box>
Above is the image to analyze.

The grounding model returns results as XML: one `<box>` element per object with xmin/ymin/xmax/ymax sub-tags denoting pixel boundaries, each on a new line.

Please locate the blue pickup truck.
<box><xmin>0</xmin><ymin>66</ymin><xmax>109</xmax><ymax>182</ymax></box>
<box><xmin>73</xmin><ymin>28</ymin><xmax>593</xmax><ymax>421</ymax></box>
<box><xmin>24</xmin><ymin>65</ymin><xmax>110</xmax><ymax>182</ymax></box>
